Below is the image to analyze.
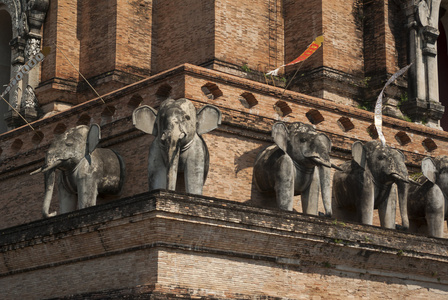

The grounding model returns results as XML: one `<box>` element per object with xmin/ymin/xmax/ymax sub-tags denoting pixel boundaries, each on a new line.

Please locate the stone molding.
<box><xmin>0</xmin><ymin>190</ymin><xmax>447</xmax><ymax>299</ymax></box>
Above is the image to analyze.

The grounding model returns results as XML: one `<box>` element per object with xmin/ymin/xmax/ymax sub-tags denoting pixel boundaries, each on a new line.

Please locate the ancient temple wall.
<box><xmin>38</xmin><ymin>0</ymin><xmax>81</xmax><ymax>106</ymax></box>
<box><xmin>214</xmin><ymin>0</ymin><xmax>283</xmax><ymax>74</ymax></box>
<box><xmin>38</xmin><ymin>0</ymin><xmax>153</xmax><ymax>108</ymax></box>
<box><xmin>0</xmin><ymin>191</ymin><xmax>447</xmax><ymax>299</ymax></box>
<box><xmin>283</xmin><ymin>0</ymin><xmax>324</xmax><ymax>99</ymax></box>
<box><xmin>115</xmin><ymin>0</ymin><xmax>152</xmax><ymax>77</ymax></box>
<box><xmin>151</xmin><ymin>0</ymin><xmax>215</xmax><ymax>73</ymax></box>
<box><xmin>33</xmin><ymin>0</ymin><xmax>420</xmax><ymax>120</ymax></box>
<box><xmin>77</xmin><ymin>1</ymin><xmax>117</xmax><ymax>79</ymax></box>
<box><xmin>321</xmin><ymin>0</ymin><xmax>364</xmax><ymax>77</ymax></box>
<box><xmin>0</xmin><ymin>64</ymin><xmax>447</xmax><ymax>238</ymax></box>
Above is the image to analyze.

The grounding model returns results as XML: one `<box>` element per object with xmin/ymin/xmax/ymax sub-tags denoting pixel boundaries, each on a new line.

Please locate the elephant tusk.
<box><xmin>331</xmin><ymin>163</ymin><xmax>343</xmax><ymax>171</ymax></box>
<box><xmin>30</xmin><ymin>168</ymin><xmax>42</xmax><ymax>176</ymax></box>
<box><xmin>391</xmin><ymin>173</ymin><xmax>409</xmax><ymax>183</ymax></box>
<box><xmin>32</xmin><ymin>160</ymin><xmax>64</xmax><ymax>175</ymax></box>
<box><xmin>408</xmin><ymin>178</ymin><xmax>422</xmax><ymax>186</ymax></box>
<box><xmin>308</xmin><ymin>156</ymin><xmax>332</xmax><ymax>168</ymax></box>
<box><xmin>30</xmin><ymin>167</ymin><xmax>44</xmax><ymax>175</ymax></box>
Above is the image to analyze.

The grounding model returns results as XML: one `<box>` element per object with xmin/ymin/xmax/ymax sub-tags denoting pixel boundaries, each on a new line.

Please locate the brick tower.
<box><xmin>0</xmin><ymin>1</ymin><xmax>447</xmax><ymax>299</ymax></box>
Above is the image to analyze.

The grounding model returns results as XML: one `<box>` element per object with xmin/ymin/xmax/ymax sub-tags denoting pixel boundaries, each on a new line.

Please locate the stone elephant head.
<box><xmin>254</xmin><ymin>122</ymin><xmax>336</xmax><ymax>216</ymax></box>
<box><xmin>332</xmin><ymin>140</ymin><xmax>412</xmax><ymax>229</ymax></box>
<box><xmin>408</xmin><ymin>156</ymin><xmax>448</xmax><ymax>238</ymax></box>
<box><xmin>31</xmin><ymin>124</ymin><xmax>125</xmax><ymax>218</ymax></box>
<box><xmin>133</xmin><ymin>98</ymin><xmax>221</xmax><ymax>194</ymax></box>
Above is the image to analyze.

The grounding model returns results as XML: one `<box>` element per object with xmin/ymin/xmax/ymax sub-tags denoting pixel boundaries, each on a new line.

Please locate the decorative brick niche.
<box><xmin>53</xmin><ymin>123</ymin><xmax>67</xmax><ymax>135</ymax></box>
<box><xmin>273</xmin><ymin>100</ymin><xmax>292</xmax><ymax>117</ymax></box>
<box><xmin>367</xmin><ymin>124</ymin><xmax>379</xmax><ymax>139</ymax></box>
<box><xmin>77</xmin><ymin>114</ymin><xmax>91</xmax><ymax>126</ymax></box>
<box><xmin>156</xmin><ymin>84</ymin><xmax>172</xmax><ymax>100</ymax></box>
<box><xmin>337</xmin><ymin>117</ymin><xmax>355</xmax><ymax>132</ymax></box>
<box><xmin>239</xmin><ymin>92</ymin><xmax>258</xmax><ymax>108</ymax></box>
<box><xmin>306</xmin><ymin>109</ymin><xmax>324</xmax><ymax>124</ymax></box>
<box><xmin>128</xmin><ymin>94</ymin><xmax>143</xmax><ymax>109</ymax></box>
<box><xmin>32</xmin><ymin>131</ymin><xmax>44</xmax><ymax>145</ymax></box>
<box><xmin>422</xmin><ymin>138</ymin><xmax>438</xmax><ymax>152</ymax></box>
<box><xmin>395</xmin><ymin>131</ymin><xmax>411</xmax><ymax>146</ymax></box>
<box><xmin>201</xmin><ymin>83</ymin><xmax>223</xmax><ymax>100</ymax></box>
<box><xmin>101</xmin><ymin>106</ymin><xmax>116</xmax><ymax>125</ymax></box>
<box><xmin>11</xmin><ymin>139</ymin><xmax>23</xmax><ymax>152</ymax></box>
<box><xmin>101</xmin><ymin>106</ymin><xmax>116</xmax><ymax>117</ymax></box>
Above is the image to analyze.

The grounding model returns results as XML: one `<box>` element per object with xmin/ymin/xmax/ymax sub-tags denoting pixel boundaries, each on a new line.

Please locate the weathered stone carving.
<box><xmin>24</xmin><ymin>37</ymin><xmax>40</xmax><ymax>58</ymax></box>
<box><xmin>22</xmin><ymin>84</ymin><xmax>37</xmax><ymax>109</ymax></box>
<box><xmin>408</xmin><ymin>156</ymin><xmax>448</xmax><ymax>237</ymax></box>
<box><xmin>402</xmin><ymin>0</ymin><xmax>444</xmax><ymax>127</ymax></box>
<box><xmin>31</xmin><ymin>124</ymin><xmax>126</xmax><ymax>218</ymax></box>
<box><xmin>332</xmin><ymin>140</ymin><xmax>411</xmax><ymax>229</ymax></box>
<box><xmin>253</xmin><ymin>122</ymin><xmax>334</xmax><ymax>216</ymax></box>
<box><xmin>133</xmin><ymin>98</ymin><xmax>221</xmax><ymax>195</ymax></box>
<box><xmin>1</xmin><ymin>0</ymin><xmax>50</xmax><ymax>128</ymax></box>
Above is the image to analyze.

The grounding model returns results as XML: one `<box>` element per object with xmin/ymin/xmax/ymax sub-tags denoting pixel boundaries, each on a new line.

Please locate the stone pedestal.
<box><xmin>5</xmin><ymin>107</ymin><xmax>38</xmax><ymax>129</ymax></box>
<box><xmin>401</xmin><ymin>97</ymin><xmax>445</xmax><ymax>127</ymax></box>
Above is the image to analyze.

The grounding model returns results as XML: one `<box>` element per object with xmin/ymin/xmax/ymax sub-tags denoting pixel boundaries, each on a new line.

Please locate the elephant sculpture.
<box><xmin>31</xmin><ymin>124</ymin><xmax>125</xmax><ymax>218</ymax></box>
<box><xmin>253</xmin><ymin>122</ymin><xmax>335</xmax><ymax>216</ymax></box>
<box><xmin>132</xmin><ymin>98</ymin><xmax>221</xmax><ymax>194</ymax></box>
<box><xmin>407</xmin><ymin>156</ymin><xmax>448</xmax><ymax>238</ymax></box>
<box><xmin>332</xmin><ymin>140</ymin><xmax>411</xmax><ymax>229</ymax></box>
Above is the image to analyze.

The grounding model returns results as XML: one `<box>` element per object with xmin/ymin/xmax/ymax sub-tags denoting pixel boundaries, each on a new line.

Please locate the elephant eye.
<box><xmin>377</xmin><ymin>154</ymin><xmax>385</xmax><ymax>160</ymax></box>
<box><xmin>185</xmin><ymin>115</ymin><xmax>190</xmax><ymax>121</ymax></box>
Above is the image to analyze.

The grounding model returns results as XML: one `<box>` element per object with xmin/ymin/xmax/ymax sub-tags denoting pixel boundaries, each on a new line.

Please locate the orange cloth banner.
<box><xmin>266</xmin><ymin>36</ymin><xmax>323</xmax><ymax>76</ymax></box>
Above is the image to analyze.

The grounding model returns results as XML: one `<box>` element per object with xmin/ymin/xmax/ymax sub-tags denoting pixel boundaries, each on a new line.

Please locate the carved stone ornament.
<box><xmin>416</xmin><ymin>0</ymin><xmax>431</xmax><ymax>27</ymax></box>
<box><xmin>24</xmin><ymin>37</ymin><xmax>40</xmax><ymax>59</ymax></box>
<box><xmin>1</xmin><ymin>0</ymin><xmax>50</xmax><ymax>128</ymax></box>
<box><xmin>26</xmin><ymin>0</ymin><xmax>50</xmax><ymax>36</ymax></box>
<box><xmin>401</xmin><ymin>0</ymin><xmax>444</xmax><ymax>128</ymax></box>
<box><xmin>22</xmin><ymin>85</ymin><xmax>37</xmax><ymax>109</ymax></box>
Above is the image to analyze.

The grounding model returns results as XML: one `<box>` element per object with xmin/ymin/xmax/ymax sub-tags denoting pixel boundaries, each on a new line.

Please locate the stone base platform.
<box><xmin>0</xmin><ymin>190</ymin><xmax>447</xmax><ymax>299</ymax></box>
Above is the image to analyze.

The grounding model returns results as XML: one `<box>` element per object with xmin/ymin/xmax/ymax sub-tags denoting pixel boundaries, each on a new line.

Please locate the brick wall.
<box><xmin>36</xmin><ymin>0</ymin><xmax>412</xmax><ymax>116</ymax></box>
<box><xmin>151</xmin><ymin>0</ymin><xmax>215</xmax><ymax>73</ymax></box>
<box><xmin>38</xmin><ymin>0</ymin><xmax>79</xmax><ymax>106</ymax></box>
<box><xmin>0</xmin><ymin>191</ymin><xmax>447</xmax><ymax>299</ymax></box>
<box><xmin>0</xmin><ymin>64</ymin><xmax>447</xmax><ymax>237</ymax></box>
<box><xmin>215</xmin><ymin>0</ymin><xmax>283</xmax><ymax>73</ymax></box>
<box><xmin>115</xmin><ymin>0</ymin><xmax>152</xmax><ymax>76</ymax></box>
<box><xmin>37</xmin><ymin>0</ymin><xmax>152</xmax><ymax>107</ymax></box>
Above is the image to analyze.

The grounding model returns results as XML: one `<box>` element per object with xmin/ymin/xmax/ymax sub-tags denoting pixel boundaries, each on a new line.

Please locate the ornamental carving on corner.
<box><xmin>0</xmin><ymin>0</ymin><xmax>49</xmax><ymax>126</ymax></box>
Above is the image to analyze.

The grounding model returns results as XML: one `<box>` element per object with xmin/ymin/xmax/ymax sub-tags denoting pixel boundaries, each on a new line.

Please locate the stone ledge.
<box><xmin>0</xmin><ymin>190</ymin><xmax>447</xmax><ymax>298</ymax></box>
<box><xmin>3</xmin><ymin>63</ymin><xmax>448</xmax><ymax>142</ymax></box>
<box><xmin>1</xmin><ymin>190</ymin><xmax>447</xmax><ymax>272</ymax></box>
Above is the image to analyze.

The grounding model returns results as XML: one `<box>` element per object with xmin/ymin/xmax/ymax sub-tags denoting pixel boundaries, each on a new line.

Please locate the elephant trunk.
<box><xmin>163</xmin><ymin>127</ymin><xmax>186</xmax><ymax>191</ymax></box>
<box><xmin>390</xmin><ymin>173</ymin><xmax>410</xmax><ymax>229</ymax></box>
<box><xmin>31</xmin><ymin>158</ymin><xmax>63</xmax><ymax>218</ymax></box>
<box><xmin>42</xmin><ymin>168</ymin><xmax>57</xmax><ymax>218</ymax></box>
<box><xmin>318</xmin><ymin>164</ymin><xmax>332</xmax><ymax>217</ymax></box>
<box><xmin>396</xmin><ymin>181</ymin><xmax>410</xmax><ymax>229</ymax></box>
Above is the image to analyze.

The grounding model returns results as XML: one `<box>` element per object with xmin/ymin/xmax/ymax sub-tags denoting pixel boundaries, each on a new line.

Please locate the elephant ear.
<box><xmin>391</xmin><ymin>148</ymin><xmax>406</xmax><ymax>165</ymax></box>
<box><xmin>316</xmin><ymin>133</ymin><xmax>331</xmax><ymax>152</ymax></box>
<box><xmin>133</xmin><ymin>105</ymin><xmax>158</xmax><ymax>136</ymax></box>
<box><xmin>352</xmin><ymin>141</ymin><xmax>366</xmax><ymax>169</ymax></box>
<box><xmin>86</xmin><ymin>124</ymin><xmax>101</xmax><ymax>155</ymax></box>
<box><xmin>272</xmin><ymin>122</ymin><xmax>289</xmax><ymax>152</ymax></box>
<box><xmin>197</xmin><ymin>104</ymin><xmax>222</xmax><ymax>135</ymax></box>
<box><xmin>422</xmin><ymin>157</ymin><xmax>437</xmax><ymax>183</ymax></box>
